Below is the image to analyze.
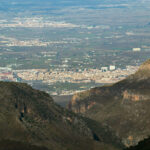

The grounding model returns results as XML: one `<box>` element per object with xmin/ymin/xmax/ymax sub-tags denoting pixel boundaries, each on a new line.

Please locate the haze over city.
<box><xmin>1</xmin><ymin>1</ymin><xmax>150</xmax><ymax>150</ymax></box>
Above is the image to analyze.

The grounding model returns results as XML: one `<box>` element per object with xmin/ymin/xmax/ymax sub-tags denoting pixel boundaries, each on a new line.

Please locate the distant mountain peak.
<box><xmin>133</xmin><ymin>59</ymin><xmax>150</xmax><ymax>79</ymax></box>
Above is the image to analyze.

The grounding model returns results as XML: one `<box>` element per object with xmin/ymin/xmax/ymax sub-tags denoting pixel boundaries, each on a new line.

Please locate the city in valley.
<box><xmin>1</xmin><ymin>1</ymin><xmax>150</xmax><ymax>150</ymax></box>
<box><xmin>1</xmin><ymin>0</ymin><xmax>150</xmax><ymax>96</ymax></box>
<box><xmin>0</xmin><ymin>65</ymin><xmax>138</xmax><ymax>95</ymax></box>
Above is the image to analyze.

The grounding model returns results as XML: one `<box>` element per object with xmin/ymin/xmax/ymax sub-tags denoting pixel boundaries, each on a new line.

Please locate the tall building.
<box><xmin>132</xmin><ymin>48</ymin><xmax>141</xmax><ymax>52</ymax></box>
<box><xmin>109</xmin><ymin>65</ymin><xmax>116</xmax><ymax>71</ymax></box>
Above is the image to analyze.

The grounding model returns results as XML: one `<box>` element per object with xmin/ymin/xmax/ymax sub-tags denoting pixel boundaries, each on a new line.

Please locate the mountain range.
<box><xmin>1</xmin><ymin>59</ymin><xmax>150</xmax><ymax>149</ymax></box>
<box><xmin>68</xmin><ymin>59</ymin><xmax>150</xmax><ymax>147</ymax></box>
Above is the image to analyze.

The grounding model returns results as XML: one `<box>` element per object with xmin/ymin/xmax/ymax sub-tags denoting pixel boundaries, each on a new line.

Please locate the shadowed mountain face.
<box><xmin>0</xmin><ymin>140</ymin><xmax>49</xmax><ymax>150</ymax></box>
<box><xmin>68</xmin><ymin>59</ymin><xmax>150</xmax><ymax>147</ymax></box>
<box><xmin>0</xmin><ymin>81</ymin><xmax>123</xmax><ymax>150</ymax></box>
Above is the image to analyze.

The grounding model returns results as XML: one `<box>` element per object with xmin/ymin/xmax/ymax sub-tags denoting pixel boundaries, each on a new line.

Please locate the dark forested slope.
<box><xmin>0</xmin><ymin>81</ymin><xmax>122</xmax><ymax>150</ymax></box>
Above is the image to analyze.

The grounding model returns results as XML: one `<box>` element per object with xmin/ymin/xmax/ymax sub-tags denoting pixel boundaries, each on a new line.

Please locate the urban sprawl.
<box><xmin>0</xmin><ymin>65</ymin><xmax>138</xmax><ymax>95</ymax></box>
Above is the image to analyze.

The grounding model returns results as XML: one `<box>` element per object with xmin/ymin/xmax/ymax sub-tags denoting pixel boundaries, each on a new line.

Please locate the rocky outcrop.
<box><xmin>124</xmin><ymin>136</ymin><xmax>150</xmax><ymax>150</ymax></box>
<box><xmin>68</xmin><ymin>91</ymin><xmax>96</xmax><ymax>113</ymax></box>
<box><xmin>122</xmin><ymin>90</ymin><xmax>150</xmax><ymax>102</ymax></box>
